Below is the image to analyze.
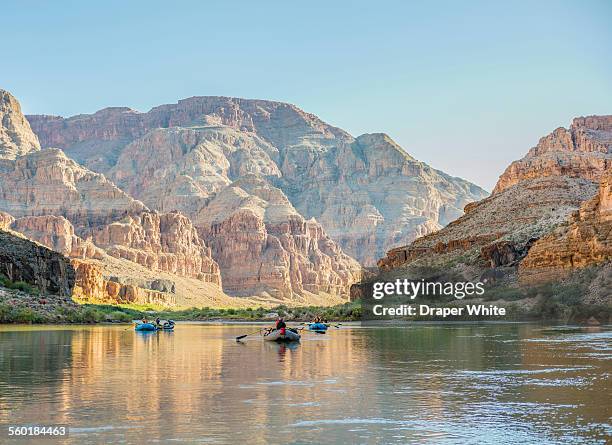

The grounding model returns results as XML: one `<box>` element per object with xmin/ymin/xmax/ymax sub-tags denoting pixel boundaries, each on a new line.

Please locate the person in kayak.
<box><xmin>275</xmin><ymin>317</ymin><xmax>287</xmax><ymax>335</ymax></box>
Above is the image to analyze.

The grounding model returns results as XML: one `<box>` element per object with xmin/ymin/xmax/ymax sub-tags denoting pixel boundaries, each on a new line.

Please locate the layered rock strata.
<box><xmin>11</xmin><ymin>215</ymin><xmax>104</xmax><ymax>259</ymax></box>
<box><xmin>196</xmin><ymin>176</ymin><xmax>362</xmax><ymax>298</ymax></box>
<box><xmin>519</xmin><ymin>173</ymin><xmax>612</xmax><ymax>283</ymax></box>
<box><xmin>4</xmin><ymin>211</ymin><xmax>221</xmax><ymax>300</ymax></box>
<box><xmin>90</xmin><ymin>211</ymin><xmax>220</xmax><ymax>283</ymax></box>
<box><xmin>0</xmin><ymin>91</ymin><xmax>228</xmax><ymax>305</ymax></box>
<box><xmin>378</xmin><ymin>176</ymin><xmax>596</xmax><ymax>270</ymax></box>
<box><xmin>378</xmin><ymin>117</ymin><xmax>612</xmax><ymax>273</ymax></box>
<box><xmin>494</xmin><ymin>116</ymin><xmax>611</xmax><ymax>193</ymax></box>
<box><xmin>71</xmin><ymin>260</ymin><xmax>176</xmax><ymax>307</ymax></box>
<box><xmin>27</xmin><ymin>96</ymin><xmax>487</xmax><ymax>267</ymax></box>
<box><xmin>0</xmin><ymin>148</ymin><xmax>146</xmax><ymax>230</ymax></box>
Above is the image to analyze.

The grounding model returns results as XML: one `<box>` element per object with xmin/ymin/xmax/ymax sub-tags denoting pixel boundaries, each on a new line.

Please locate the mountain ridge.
<box><xmin>26</xmin><ymin>94</ymin><xmax>488</xmax><ymax>267</ymax></box>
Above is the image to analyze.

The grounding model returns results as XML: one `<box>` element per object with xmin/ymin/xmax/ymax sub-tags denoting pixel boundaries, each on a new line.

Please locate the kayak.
<box><xmin>135</xmin><ymin>322</ymin><xmax>157</xmax><ymax>331</ymax></box>
<box><xmin>263</xmin><ymin>328</ymin><xmax>301</xmax><ymax>342</ymax></box>
<box><xmin>308</xmin><ymin>322</ymin><xmax>328</xmax><ymax>332</ymax></box>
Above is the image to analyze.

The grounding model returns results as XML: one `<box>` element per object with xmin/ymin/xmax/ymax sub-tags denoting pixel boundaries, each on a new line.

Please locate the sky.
<box><xmin>2</xmin><ymin>0</ymin><xmax>610</xmax><ymax>190</ymax></box>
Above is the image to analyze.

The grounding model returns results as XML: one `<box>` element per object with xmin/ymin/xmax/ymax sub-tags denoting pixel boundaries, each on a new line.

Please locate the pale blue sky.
<box><xmin>3</xmin><ymin>0</ymin><xmax>610</xmax><ymax>190</ymax></box>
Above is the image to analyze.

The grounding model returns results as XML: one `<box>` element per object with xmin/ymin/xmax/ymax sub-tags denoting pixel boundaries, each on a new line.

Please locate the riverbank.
<box><xmin>0</xmin><ymin>285</ymin><xmax>363</xmax><ymax>324</ymax></box>
<box><xmin>1</xmin><ymin>283</ymin><xmax>609</xmax><ymax>325</ymax></box>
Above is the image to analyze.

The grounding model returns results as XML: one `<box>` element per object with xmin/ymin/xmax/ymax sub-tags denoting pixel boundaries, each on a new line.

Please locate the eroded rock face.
<box><xmin>196</xmin><ymin>177</ymin><xmax>362</xmax><ymax>299</ymax></box>
<box><xmin>494</xmin><ymin>116</ymin><xmax>612</xmax><ymax>194</ymax></box>
<box><xmin>0</xmin><ymin>92</ymin><xmax>234</xmax><ymax>306</ymax></box>
<box><xmin>0</xmin><ymin>230</ymin><xmax>75</xmax><ymax>296</ymax></box>
<box><xmin>11</xmin><ymin>215</ymin><xmax>104</xmax><ymax>259</ymax></box>
<box><xmin>0</xmin><ymin>89</ymin><xmax>40</xmax><ymax>159</ymax></box>
<box><xmin>109</xmin><ymin>126</ymin><xmax>280</xmax><ymax>214</ymax></box>
<box><xmin>481</xmin><ymin>239</ymin><xmax>537</xmax><ymax>268</ymax></box>
<box><xmin>71</xmin><ymin>260</ymin><xmax>176</xmax><ymax>307</ymax></box>
<box><xmin>27</xmin><ymin>97</ymin><xmax>487</xmax><ymax>267</ymax></box>
<box><xmin>27</xmin><ymin>97</ymin><xmax>350</xmax><ymax>160</ymax></box>
<box><xmin>377</xmin><ymin>116</ymin><xmax>611</xmax><ymax>273</ymax></box>
<box><xmin>2</xmin><ymin>216</ymin><xmax>181</xmax><ymax>306</ymax></box>
<box><xmin>6</xmin><ymin>211</ymin><xmax>221</xmax><ymax>284</ymax></box>
<box><xmin>519</xmin><ymin>173</ymin><xmax>612</xmax><ymax>283</ymax></box>
<box><xmin>0</xmin><ymin>211</ymin><xmax>14</xmax><ymax>230</ymax></box>
<box><xmin>378</xmin><ymin>176</ymin><xmax>597</xmax><ymax>271</ymax></box>
<box><xmin>91</xmin><ymin>211</ymin><xmax>221</xmax><ymax>284</ymax></box>
<box><xmin>0</xmin><ymin>148</ymin><xmax>146</xmax><ymax>230</ymax></box>
<box><xmin>279</xmin><ymin>133</ymin><xmax>485</xmax><ymax>266</ymax></box>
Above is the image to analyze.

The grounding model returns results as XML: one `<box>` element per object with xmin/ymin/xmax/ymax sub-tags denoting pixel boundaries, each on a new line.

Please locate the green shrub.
<box><xmin>0</xmin><ymin>274</ymin><xmax>38</xmax><ymax>294</ymax></box>
<box><xmin>108</xmin><ymin>310</ymin><xmax>132</xmax><ymax>322</ymax></box>
<box><xmin>0</xmin><ymin>303</ymin><xmax>14</xmax><ymax>322</ymax></box>
<box><xmin>13</xmin><ymin>307</ymin><xmax>46</xmax><ymax>323</ymax></box>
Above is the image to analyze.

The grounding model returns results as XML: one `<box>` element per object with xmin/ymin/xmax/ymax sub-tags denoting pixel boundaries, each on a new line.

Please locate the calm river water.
<box><xmin>0</xmin><ymin>323</ymin><xmax>610</xmax><ymax>444</ymax></box>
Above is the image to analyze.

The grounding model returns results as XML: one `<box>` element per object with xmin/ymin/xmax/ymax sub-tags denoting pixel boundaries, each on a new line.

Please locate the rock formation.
<box><xmin>0</xmin><ymin>230</ymin><xmax>75</xmax><ymax>296</ymax></box>
<box><xmin>27</xmin><ymin>96</ymin><xmax>487</xmax><ymax>268</ymax></box>
<box><xmin>0</xmin><ymin>148</ymin><xmax>146</xmax><ymax>230</ymax></box>
<box><xmin>90</xmin><ymin>211</ymin><xmax>220</xmax><ymax>283</ymax></box>
<box><xmin>519</xmin><ymin>172</ymin><xmax>612</xmax><ymax>283</ymax></box>
<box><xmin>0</xmin><ymin>90</ymin><xmax>40</xmax><ymax>159</ymax></box>
<box><xmin>0</xmin><ymin>91</ymin><xmax>226</xmax><ymax>306</ymax></box>
<box><xmin>4</xmin><ymin>210</ymin><xmax>221</xmax><ymax>295</ymax></box>
<box><xmin>11</xmin><ymin>215</ymin><xmax>104</xmax><ymax>259</ymax></box>
<box><xmin>71</xmin><ymin>260</ymin><xmax>176</xmax><ymax>307</ymax></box>
<box><xmin>2</xmin><ymin>210</ymin><xmax>224</xmax><ymax>307</ymax></box>
<box><xmin>0</xmin><ymin>211</ymin><xmax>14</xmax><ymax>230</ymax></box>
<box><xmin>494</xmin><ymin>116</ymin><xmax>611</xmax><ymax>193</ymax></box>
<box><xmin>196</xmin><ymin>176</ymin><xmax>362</xmax><ymax>299</ymax></box>
<box><xmin>378</xmin><ymin>116</ymin><xmax>612</xmax><ymax>278</ymax></box>
<box><xmin>109</xmin><ymin>126</ymin><xmax>281</xmax><ymax>215</ymax></box>
<box><xmin>378</xmin><ymin>175</ymin><xmax>597</xmax><ymax>270</ymax></box>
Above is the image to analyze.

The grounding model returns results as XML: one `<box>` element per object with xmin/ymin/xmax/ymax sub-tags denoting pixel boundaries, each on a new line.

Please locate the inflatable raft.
<box><xmin>135</xmin><ymin>322</ymin><xmax>157</xmax><ymax>331</ymax></box>
<box><xmin>308</xmin><ymin>322</ymin><xmax>328</xmax><ymax>332</ymax></box>
<box><xmin>134</xmin><ymin>321</ymin><xmax>175</xmax><ymax>331</ymax></box>
<box><xmin>263</xmin><ymin>328</ymin><xmax>301</xmax><ymax>342</ymax></box>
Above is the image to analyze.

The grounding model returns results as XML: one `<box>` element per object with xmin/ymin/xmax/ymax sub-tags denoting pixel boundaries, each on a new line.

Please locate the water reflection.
<box><xmin>0</xmin><ymin>323</ymin><xmax>609</xmax><ymax>444</ymax></box>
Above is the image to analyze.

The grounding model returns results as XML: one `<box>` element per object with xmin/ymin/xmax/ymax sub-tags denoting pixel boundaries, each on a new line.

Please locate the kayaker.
<box><xmin>275</xmin><ymin>317</ymin><xmax>286</xmax><ymax>335</ymax></box>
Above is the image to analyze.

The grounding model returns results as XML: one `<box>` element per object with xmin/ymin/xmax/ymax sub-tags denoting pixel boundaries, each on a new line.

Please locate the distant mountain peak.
<box><xmin>0</xmin><ymin>89</ymin><xmax>41</xmax><ymax>159</ymax></box>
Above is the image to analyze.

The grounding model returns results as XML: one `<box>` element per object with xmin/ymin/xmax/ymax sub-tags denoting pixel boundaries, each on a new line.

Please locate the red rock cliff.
<box><xmin>494</xmin><ymin>116</ymin><xmax>612</xmax><ymax>194</ymax></box>
<box><xmin>519</xmin><ymin>173</ymin><xmax>612</xmax><ymax>283</ymax></box>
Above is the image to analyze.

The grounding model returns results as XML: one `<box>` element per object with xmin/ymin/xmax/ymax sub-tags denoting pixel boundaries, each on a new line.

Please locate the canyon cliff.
<box><xmin>195</xmin><ymin>176</ymin><xmax>361</xmax><ymax>299</ymax></box>
<box><xmin>519</xmin><ymin>172</ymin><xmax>611</xmax><ymax>283</ymax></box>
<box><xmin>494</xmin><ymin>117</ymin><xmax>612</xmax><ymax>193</ymax></box>
<box><xmin>376</xmin><ymin>116</ymin><xmax>611</xmax><ymax>304</ymax></box>
<box><xmin>27</xmin><ymin>96</ymin><xmax>487</xmax><ymax>268</ymax></box>
<box><xmin>1</xmin><ymin>89</ymin><xmax>365</xmax><ymax>303</ymax></box>
<box><xmin>0</xmin><ymin>90</ymin><xmax>227</xmax><ymax>306</ymax></box>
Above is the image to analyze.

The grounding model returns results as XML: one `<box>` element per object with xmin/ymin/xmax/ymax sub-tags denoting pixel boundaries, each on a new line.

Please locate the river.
<box><xmin>0</xmin><ymin>323</ymin><xmax>610</xmax><ymax>444</ymax></box>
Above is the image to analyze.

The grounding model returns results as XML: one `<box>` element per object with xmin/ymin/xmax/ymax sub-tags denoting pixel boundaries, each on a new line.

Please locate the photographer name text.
<box><xmin>372</xmin><ymin>304</ymin><xmax>506</xmax><ymax>317</ymax></box>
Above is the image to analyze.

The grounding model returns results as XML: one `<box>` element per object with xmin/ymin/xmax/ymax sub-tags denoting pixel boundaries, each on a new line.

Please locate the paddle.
<box><xmin>236</xmin><ymin>328</ymin><xmax>263</xmax><ymax>341</ymax></box>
